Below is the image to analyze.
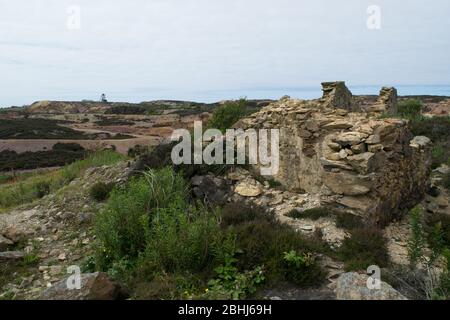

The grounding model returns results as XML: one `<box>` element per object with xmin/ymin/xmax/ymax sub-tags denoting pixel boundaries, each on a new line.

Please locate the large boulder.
<box><xmin>40</xmin><ymin>272</ymin><xmax>124</xmax><ymax>300</ymax></box>
<box><xmin>191</xmin><ymin>175</ymin><xmax>231</xmax><ymax>205</ymax></box>
<box><xmin>335</xmin><ymin>272</ymin><xmax>407</xmax><ymax>300</ymax></box>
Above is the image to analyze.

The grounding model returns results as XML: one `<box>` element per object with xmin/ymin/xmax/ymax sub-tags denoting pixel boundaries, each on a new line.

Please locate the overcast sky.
<box><xmin>1</xmin><ymin>0</ymin><xmax>449</xmax><ymax>106</ymax></box>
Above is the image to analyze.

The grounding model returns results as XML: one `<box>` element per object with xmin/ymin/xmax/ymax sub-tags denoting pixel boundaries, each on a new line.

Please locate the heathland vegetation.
<box><xmin>0</xmin><ymin>150</ymin><xmax>126</xmax><ymax>210</ymax></box>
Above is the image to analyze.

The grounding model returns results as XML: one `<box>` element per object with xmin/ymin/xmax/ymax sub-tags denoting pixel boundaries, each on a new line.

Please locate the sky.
<box><xmin>1</xmin><ymin>0</ymin><xmax>450</xmax><ymax>107</ymax></box>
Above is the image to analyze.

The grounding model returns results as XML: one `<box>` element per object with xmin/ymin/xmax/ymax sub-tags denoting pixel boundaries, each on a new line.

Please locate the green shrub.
<box><xmin>227</xmin><ymin>206</ymin><xmax>328</xmax><ymax>287</ymax></box>
<box><xmin>433</xmin><ymin>249</ymin><xmax>450</xmax><ymax>299</ymax></box>
<box><xmin>286</xmin><ymin>207</ymin><xmax>333</xmax><ymax>220</ymax></box>
<box><xmin>0</xmin><ymin>174</ymin><xmax>12</xmax><ymax>185</ymax></box>
<box><xmin>432</xmin><ymin>145</ymin><xmax>446</xmax><ymax>169</ymax></box>
<box><xmin>427</xmin><ymin>222</ymin><xmax>446</xmax><ymax>266</ymax></box>
<box><xmin>95</xmin><ymin>167</ymin><xmax>228</xmax><ymax>276</ymax></box>
<box><xmin>35</xmin><ymin>181</ymin><xmax>50</xmax><ymax>198</ymax></box>
<box><xmin>208</xmin><ymin>99</ymin><xmax>248</xmax><ymax>132</ymax></box>
<box><xmin>221</xmin><ymin>201</ymin><xmax>275</xmax><ymax>227</ymax></box>
<box><xmin>139</xmin><ymin>202</ymin><xmax>227</xmax><ymax>274</ymax></box>
<box><xmin>282</xmin><ymin>250</ymin><xmax>325</xmax><ymax>287</ymax></box>
<box><xmin>95</xmin><ymin>168</ymin><xmax>188</xmax><ymax>266</ymax></box>
<box><xmin>409</xmin><ymin>116</ymin><xmax>450</xmax><ymax>142</ymax></box>
<box><xmin>203</xmin><ymin>253</ymin><xmax>265</xmax><ymax>300</ymax></box>
<box><xmin>339</xmin><ymin>228</ymin><xmax>389</xmax><ymax>271</ymax></box>
<box><xmin>409</xmin><ymin>116</ymin><xmax>450</xmax><ymax>168</ymax></box>
<box><xmin>426</xmin><ymin>212</ymin><xmax>450</xmax><ymax>248</ymax></box>
<box><xmin>398</xmin><ymin>99</ymin><xmax>422</xmax><ymax>119</ymax></box>
<box><xmin>286</xmin><ymin>207</ymin><xmax>361</xmax><ymax>231</ymax></box>
<box><xmin>90</xmin><ymin>182</ymin><xmax>115</xmax><ymax>201</ymax></box>
<box><xmin>408</xmin><ymin>206</ymin><xmax>425</xmax><ymax>267</ymax></box>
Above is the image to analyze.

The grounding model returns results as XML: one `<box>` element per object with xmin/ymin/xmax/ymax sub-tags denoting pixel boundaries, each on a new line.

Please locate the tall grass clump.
<box><xmin>94</xmin><ymin>167</ymin><xmax>232</xmax><ymax>298</ymax></box>
<box><xmin>94</xmin><ymin>167</ymin><xmax>188</xmax><ymax>265</ymax></box>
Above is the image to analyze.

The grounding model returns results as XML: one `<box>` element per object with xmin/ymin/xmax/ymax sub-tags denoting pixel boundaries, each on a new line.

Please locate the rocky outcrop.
<box><xmin>335</xmin><ymin>272</ymin><xmax>407</xmax><ymax>300</ymax></box>
<box><xmin>40</xmin><ymin>272</ymin><xmax>124</xmax><ymax>300</ymax></box>
<box><xmin>237</xmin><ymin>83</ymin><xmax>432</xmax><ymax>225</ymax></box>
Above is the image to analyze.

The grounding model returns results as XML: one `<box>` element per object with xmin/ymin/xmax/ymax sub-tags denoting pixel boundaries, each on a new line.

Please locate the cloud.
<box><xmin>0</xmin><ymin>0</ymin><xmax>449</xmax><ymax>106</ymax></box>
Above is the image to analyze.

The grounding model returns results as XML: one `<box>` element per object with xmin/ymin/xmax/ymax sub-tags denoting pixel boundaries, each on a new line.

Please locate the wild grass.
<box><xmin>0</xmin><ymin>150</ymin><xmax>126</xmax><ymax>210</ymax></box>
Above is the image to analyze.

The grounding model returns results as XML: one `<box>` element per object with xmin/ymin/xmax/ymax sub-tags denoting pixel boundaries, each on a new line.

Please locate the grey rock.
<box><xmin>335</xmin><ymin>272</ymin><xmax>407</xmax><ymax>300</ymax></box>
<box><xmin>40</xmin><ymin>272</ymin><xmax>125</xmax><ymax>300</ymax></box>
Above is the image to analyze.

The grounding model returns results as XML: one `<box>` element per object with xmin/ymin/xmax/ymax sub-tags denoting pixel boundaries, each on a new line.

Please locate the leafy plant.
<box><xmin>90</xmin><ymin>182</ymin><xmax>115</xmax><ymax>201</ymax></box>
<box><xmin>398</xmin><ymin>99</ymin><xmax>422</xmax><ymax>119</ymax></box>
<box><xmin>339</xmin><ymin>228</ymin><xmax>389</xmax><ymax>271</ymax></box>
<box><xmin>433</xmin><ymin>249</ymin><xmax>450</xmax><ymax>299</ymax></box>
<box><xmin>282</xmin><ymin>250</ymin><xmax>324</xmax><ymax>287</ymax></box>
<box><xmin>35</xmin><ymin>181</ymin><xmax>50</xmax><ymax>198</ymax></box>
<box><xmin>203</xmin><ymin>253</ymin><xmax>265</xmax><ymax>300</ymax></box>
<box><xmin>408</xmin><ymin>206</ymin><xmax>425</xmax><ymax>267</ymax></box>
<box><xmin>208</xmin><ymin>99</ymin><xmax>248</xmax><ymax>132</ymax></box>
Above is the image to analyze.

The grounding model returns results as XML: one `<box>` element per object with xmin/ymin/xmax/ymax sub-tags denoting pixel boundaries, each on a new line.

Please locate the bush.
<box><xmin>90</xmin><ymin>182</ymin><xmax>115</xmax><ymax>201</ymax></box>
<box><xmin>286</xmin><ymin>207</ymin><xmax>362</xmax><ymax>231</ymax></box>
<box><xmin>426</xmin><ymin>212</ymin><xmax>450</xmax><ymax>248</ymax></box>
<box><xmin>208</xmin><ymin>99</ymin><xmax>248</xmax><ymax>132</ymax></box>
<box><xmin>223</xmin><ymin>202</ymin><xmax>328</xmax><ymax>287</ymax></box>
<box><xmin>139</xmin><ymin>203</ymin><xmax>227</xmax><ymax>274</ymax></box>
<box><xmin>35</xmin><ymin>181</ymin><xmax>50</xmax><ymax>198</ymax></box>
<box><xmin>408</xmin><ymin>206</ymin><xmax>425</xmax><ymax>267</ymax></box>
<box><xmin>409</xmin><ymin>116</ymin><xmax>450</xmax><ymax>168</ymax></box>
<box><xmin>94</xmin><ymin>168</ymin><xmax>187</xmax><ymax>265</ymax></box>
<box><xmin>434</xmin><ymin>249</ymin><xmax>450</xmax><ymax>299</ymax></box>
<box><xmin>203</xmin><ymin>254</ymin><xmax>265</xmax><ymax>300</ymax></box>
<box><xmin>282</xmin><ymin>250</ymin><xmax>325</xmax><ymax>287</ymax></box>
<box><xmin>398</xmin><ymin>99</ymin><xmax>422</xmax><ymax>119</ymax></box>
<box><xmin>286</xmin><ymin>207</ymin><xmax>333</xmax><ymax>220</ymax></box>
<box><xmin>339</xmin><ymin>228</ymin><xmax>389</xmax><ymax>271</ymax></box>
<box><xmin>221</xmin><ymin>201</ymin><xmax>275</xmax><ymax>227</ymax></box>
<box><xmin>0</xmin><ymin>174</ymin><xmax>13</xmax><ymax>185</ymax></box>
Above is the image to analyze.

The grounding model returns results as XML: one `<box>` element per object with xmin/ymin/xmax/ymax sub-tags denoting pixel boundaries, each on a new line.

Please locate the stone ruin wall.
<box><xmin>237</xmin><ymin>82</ymin><xmax>432</xmax><ymax>225</ymax></box>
